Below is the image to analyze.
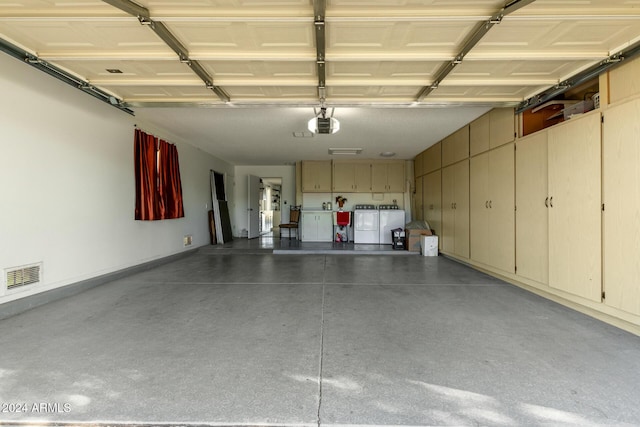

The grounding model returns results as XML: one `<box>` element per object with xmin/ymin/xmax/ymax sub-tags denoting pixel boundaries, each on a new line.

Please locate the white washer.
<box><xmin>378</xmin><ymin>206</ymin><xmax>405</xmax><ymax>244</ymax></box>
<box><xmin>354</xmin><ymin>205</ymin><xmax>379</xmax><ymax>244</ymax></box>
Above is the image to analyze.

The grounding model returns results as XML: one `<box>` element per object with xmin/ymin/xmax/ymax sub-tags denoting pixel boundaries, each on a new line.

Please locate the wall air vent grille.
<box><xmin>6</xmin><ymin>263</ymin><xmax>42</xmax><ymax>290</ymax></box>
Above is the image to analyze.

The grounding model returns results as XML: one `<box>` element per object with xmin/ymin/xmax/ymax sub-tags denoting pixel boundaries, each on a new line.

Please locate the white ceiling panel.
<box><xmin>476</xmin><ymin>18</ymin><xmax>640</xmax><ymax>58</ymax></box>
<box><xmin>170</xmin><ymin>21</ymin><xmax>315</xmax><ymax>56</ymax></box>
<box><xmin>328</xmin><ymin>21</ymin><xmax>475</xmax><ymax>58</ymax></box>
<box><xmin>0</xmin><ymin>20</ymin><xmax>172</xmax><ymax>58</ymax></box>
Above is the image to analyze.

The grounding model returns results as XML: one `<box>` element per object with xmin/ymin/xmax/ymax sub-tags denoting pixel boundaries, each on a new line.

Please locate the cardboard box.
<box><xmin>406</xmin><ymin>228</ymin><xmax>432</xmax><ymax>252</ymax></box>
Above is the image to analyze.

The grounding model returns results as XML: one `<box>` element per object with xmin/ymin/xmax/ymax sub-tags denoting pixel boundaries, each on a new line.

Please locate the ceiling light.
<box><xmin>308</xmin><ymin>107</ymin><xmax>340</xmax><ymax>134</ymax></box>
<box><xmin>106</xmin><ymin>69</ymin><xmax>123</xmax><ymax>74</ymax></box>
<box><xmin>329</xmin><ymin>148</ymin><xmax>362</xmax><ymax>155</ymax></box>
<box><xmin>380</xmin><ymin>152</ymin><xmax>396</xmax><ymax>157</ymax></box>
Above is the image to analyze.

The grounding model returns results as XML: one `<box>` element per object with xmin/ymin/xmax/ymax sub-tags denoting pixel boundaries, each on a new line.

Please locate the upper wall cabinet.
<box><xmin>489</xmin><ymin>108</ymin><xmax>516</xmax><ymax>149</ymax></box>
<box><xmin>333</xmin><ymin>161</ymin><xmax>371</xmax><ymax>193</ymax></box>
<box><xmin>372</xmin><ymin>161</ymin><xmax>405</xmax><ymax>192</ymax></box>
<box><xmin>414</xmin><ymin>151</ymin><xmax>425</xmax><ymax>179</ymax></box>
<box><xmin>470</xmin><ymin>108</ymin><xmax>515</xmax><ymax>157</ymax></box>
<box><xmin>609</xmin><ymin>55</ymin><xmax>640</xmax><ymax>105</ymax></box>
<box><xmin>423</xmin><ymin>142</ymin><xmax>442</xmax><ymax>174</ymax></box>
<box><xmin>301</xmin><ymin>160</ymin><xmax>332</xmax><ymax>192</ymax></box>
<box><xmin>470</xmin><ymin>113</ymin><xmax>490</xmax><ymax>157</ymax></box>
<box><xmin>442</xmin><ymin>126</ymin><xmax>469</xmax><ymax>167</ymax></box>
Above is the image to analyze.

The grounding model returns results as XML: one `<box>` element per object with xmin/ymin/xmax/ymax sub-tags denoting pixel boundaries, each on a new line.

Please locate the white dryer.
<box><xmin>378</xmin><ymin>205</ymin><xmax>405</xmax><ymax>244</ymax></box>
<box><xmin>353</xmin><ymin>204</ymin><xmax>379</xmax><ymax>244</ymax></box>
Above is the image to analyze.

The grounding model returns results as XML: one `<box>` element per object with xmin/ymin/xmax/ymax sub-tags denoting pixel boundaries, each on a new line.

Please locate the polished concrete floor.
<box><xmin>1</xmin><ymin>240</ymin><xmax>640</xmax><ymax>426</ymax></box>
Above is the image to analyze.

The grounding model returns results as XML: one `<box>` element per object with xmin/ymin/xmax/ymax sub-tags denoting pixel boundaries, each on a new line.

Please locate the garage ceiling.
<box><xmin>2</xmin><ymin>0</ymin><xmax>640</xmax><ymax>165</ymax></box>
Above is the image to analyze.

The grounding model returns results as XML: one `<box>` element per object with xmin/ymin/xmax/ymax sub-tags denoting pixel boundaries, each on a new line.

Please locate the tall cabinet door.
<box><xmin>423</xmin><ymin>170</ymin><xmax>442</xmax><ymax>247</ymax></box>
<box><xmin>548</xmin><ymin>113</ymin><xmax>602</xmax><ymax>302</ymax></box>
<box><xmin>516</xmin><ymin>131</ymin><xmax>549</xmax><ymax>285</ymax></box>
<box><xmin>453</xmin><ymin>159</ymin><xmax>470</xmax><ymax>258</ymax></box>
<box><xmin>488</xmin><ymin>143</ymin><xmax>515</xmax><ymax>273</ymax></box>
<box><xmin>470</xmin><ymin>152</ymin><xmax>490</xmax><ymax>265</ymax></box>
<box><xmin>603</xmin><ymin>98</ymin><xmax>640</xmax><ymax>315</ymax></box>
<box><xmin>441</xmin><ymin>165</ymin><xmax>456</xmax><ymax>253</ymax></box>
<box><xmin>414</xmin><ymin>177</ymin><xmax>424</xmax><ymax>221</ymax></box>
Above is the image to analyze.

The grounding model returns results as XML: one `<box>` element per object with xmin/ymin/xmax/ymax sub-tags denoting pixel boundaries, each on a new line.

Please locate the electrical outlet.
<box><xmin>183</xmin><ymin>235</ymin><xmax>193</xmax><ymax>246</ymax></box>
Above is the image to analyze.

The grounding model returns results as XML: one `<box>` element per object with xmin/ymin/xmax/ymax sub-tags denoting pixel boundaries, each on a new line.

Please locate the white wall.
<box><xmin>234</xmin><ymin>166</ymin><xmax>296</xmax><ymax>237</ymax></box>
<box><xmin>0</xmin><ymin>53</ymin><xmax>234</xmax><ymax>304</ymax></box>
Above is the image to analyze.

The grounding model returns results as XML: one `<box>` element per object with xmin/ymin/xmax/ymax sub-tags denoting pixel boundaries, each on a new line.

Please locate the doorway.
<box><xmin>257</xmin><ymin>177</ymin><xmax>282</xmax><ymax>240</ymax></box>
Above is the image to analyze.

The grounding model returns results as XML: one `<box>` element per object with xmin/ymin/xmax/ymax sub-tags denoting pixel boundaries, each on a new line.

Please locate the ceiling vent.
<box><xmin>6</xmin><ymin>263</ymin><xmax>42</xmax><ymax>290</ymax></box>
<box><xmin>329</xmin><ymin>148</ymin><xmax>362</xmax><ymax>155</ymax></box>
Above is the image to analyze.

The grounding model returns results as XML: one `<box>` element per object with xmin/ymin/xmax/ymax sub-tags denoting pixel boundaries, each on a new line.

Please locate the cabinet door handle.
<box><xmin>485</xmin><ymin>201</ymin><xmax>489</xmax><ymax>209</ymax></box>
<box><xmin>550</xmin><ymin>197</ymin><xmax>553</xmax><ymax>208</ymax></box>
<box><xmin>489</xmin><ymin>200</ymin><xmax>492</xmax><ymax>209</ymax></box>
<box><xmin>545</xmin><ymin>197</ymin><xmax>549</xmax><ymax>208</ymax></box>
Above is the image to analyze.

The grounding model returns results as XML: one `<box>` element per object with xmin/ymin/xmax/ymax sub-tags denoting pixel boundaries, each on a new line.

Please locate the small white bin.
<box><xmin>420</xmin><ymin>235</ymin><xmax>438</xmax><ymax>256</ymax></box>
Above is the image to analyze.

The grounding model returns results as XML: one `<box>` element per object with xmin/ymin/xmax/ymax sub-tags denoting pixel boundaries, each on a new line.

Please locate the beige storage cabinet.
<box><xmin>489</xmin><ymin>108</ymin><xmax>516</xmax><ymax>149</ymax></box>
<box><xmin>515</xmin><ymin>131</ymin><xmax>549</xmax><ymax>285</ymax></box>
<box><xmin>441</xmin><ymin>159</ymin><xmax>469</xmax><ymax>258</ymax></box>
<box><xmin>333</xmin><ymin>161</ymin><xmax>371</xmax><ymax>192</ymax></box>
<box><xmin>442</xmin><ymin>126</ymin><xmax>469</xmax><ymax>167</ymax></box>
<box><xmin>609</xmin><ymin>55</ymin><xmax>640</xmax><ymax>105</ymax></box>
<box><xmin>603</xmin><ymin>97</ymin><xmax>640</xmax><ymax>316</ymax></box>
<box><xmin>414</xmin><ymin>151</ymin><xmax>425</xmax><ymax>179</ymax></box>
<box><xmin>469</xmin><ymin>108</ymin><xmax>515</xmax><ymax>157</ymax></box>
<box><xmin>423</xmin><ymin>169</ymin><xmax>442</xmax><ymax>249</ymax></box>
<box><xmin>301</xmin><ymin>160</ymin><xmax>332</xmax><ymax>192</ymax></box>
<box><xmin>423</xmin><ymin>142</ymin><xmax>442</xmax><ymax>174</ymax></box>
<box><xmin>547</xmin><ymin>112</ymin><xmax>602</xmax><ymax>302</ymax></box>
<box><xmin>372</xmin><ymin>161</ymin><xmax>405</xmax><ymax>192</ymax></box>
<box><xmin>414</xmin><ymin>176</ymin><xmax>424</xmax><ymax>221</ymax></box>
<box><xmin>469</xmin><ymin>143</ymin><xmax>515</xmax><ymax>273</ymax></box>
<box><xmin>470</xmin><ymin>112</ymin><xmax>490</xmax><ymax>157</ymax></box>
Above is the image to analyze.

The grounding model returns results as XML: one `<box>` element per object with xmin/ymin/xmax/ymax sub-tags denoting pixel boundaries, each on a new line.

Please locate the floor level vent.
<box><xmin>6</xmin><ymin>263</ymin><xmax>42</xmax><ymax>290</ymax></box>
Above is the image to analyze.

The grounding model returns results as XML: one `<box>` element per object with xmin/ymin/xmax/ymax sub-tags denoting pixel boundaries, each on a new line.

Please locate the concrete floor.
<box><xmin>1</xmin><ymin>242</ymin><xmax>640</xmax><ymax>426</ymax></box>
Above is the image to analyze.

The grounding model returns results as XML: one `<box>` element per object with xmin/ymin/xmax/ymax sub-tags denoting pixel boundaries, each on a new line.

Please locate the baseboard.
<box><xmin>0</xmin><ymin>249</ymin><xmax>198</xmax><ymax>322</ymax></box>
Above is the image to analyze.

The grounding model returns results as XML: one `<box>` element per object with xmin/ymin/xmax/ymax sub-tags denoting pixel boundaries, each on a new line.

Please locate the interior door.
<box><xmin>248</xmin><ymin>174</ymin><xmax>261</xmax><ymax>239</ymax></box>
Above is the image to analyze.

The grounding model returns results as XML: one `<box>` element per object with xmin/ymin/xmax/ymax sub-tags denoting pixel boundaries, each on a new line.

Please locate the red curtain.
<box><xmin>134</xmin><ymin>130</ymin><xmax>185</xmax><ymax>220</ymax></box>
<box><xmin>158</xmin><ymin>139</ymin><xmax>185</xmax><ymax>219</ymax></box>
<box><xmin>134</xmin><ymin>129</ymin><xmax>159</xmax><ymax>220</ymax></box>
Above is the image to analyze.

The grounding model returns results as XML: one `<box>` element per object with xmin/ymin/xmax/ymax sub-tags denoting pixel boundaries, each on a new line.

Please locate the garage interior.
<box><xmin>2</xmin><ymin>1</ymin><xmax>640</xmax><ymax>426</ymax></box>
